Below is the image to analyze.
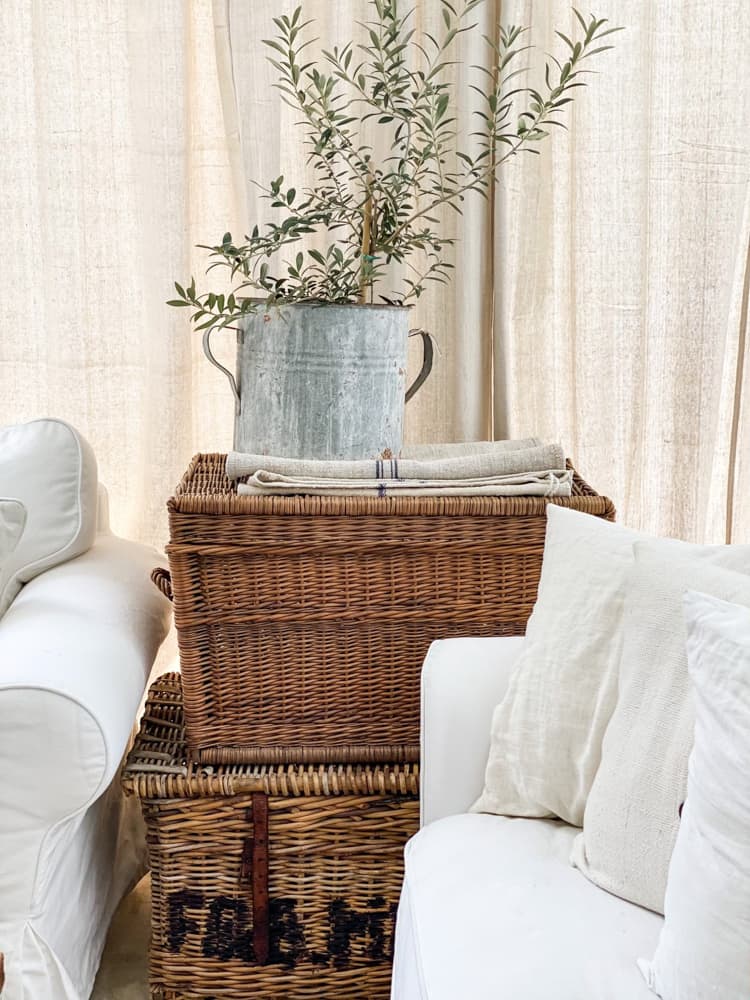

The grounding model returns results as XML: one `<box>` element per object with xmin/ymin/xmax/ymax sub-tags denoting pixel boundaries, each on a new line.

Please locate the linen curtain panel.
<box><xmin>0</xmin><ymin>0</ymin><xmax>749</xmax><ymax>547</ymax></box>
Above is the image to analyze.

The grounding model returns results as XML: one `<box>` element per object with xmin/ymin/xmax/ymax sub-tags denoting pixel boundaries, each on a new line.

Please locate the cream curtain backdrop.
<box><xmin>494</xmin><ymin>0</ymin><xmax>750</xmax><ymax>544</ymax></box>
<box><xmin>0</xmin><ymin>0</ymin><xmax>749</xmax><ymax>547</ymax></box>
<box><xmin>0</xmin><ymin>0</ymin><xmax>244</xmax><ymax>549</ymax></box>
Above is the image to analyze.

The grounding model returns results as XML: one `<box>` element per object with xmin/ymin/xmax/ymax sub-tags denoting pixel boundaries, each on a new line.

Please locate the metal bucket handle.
<box><xmin>406</xmin><ymin>328</ymin><xmax>434</xmax><ymax>403</ymax></box>
<box><xmin>203</xmin><ymin>329</ymin><xmax>241</xmax><ymax>416</ymax></box>
<box><xmin>202</xmin><ymin>324</ymin><xmax>434</xmax><ymax>412</ymax></box>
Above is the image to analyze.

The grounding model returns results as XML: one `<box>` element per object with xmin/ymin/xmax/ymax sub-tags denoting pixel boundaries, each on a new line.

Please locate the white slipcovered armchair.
<box><xmin>391</xmin><ymin>637</ymin><xmax>663</xmax><ymax>1000</ymax></box>
<box><xmin>0</xmin><ymin>420</ymin><xmax>171</xmax><ymax>1000</ymax></box>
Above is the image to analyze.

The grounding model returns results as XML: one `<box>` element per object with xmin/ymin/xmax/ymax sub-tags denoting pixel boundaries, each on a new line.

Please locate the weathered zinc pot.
<box><xmin>202</xmin><ymin>302</ymin><xmax>431</xmax><ymax>460</ymax></box>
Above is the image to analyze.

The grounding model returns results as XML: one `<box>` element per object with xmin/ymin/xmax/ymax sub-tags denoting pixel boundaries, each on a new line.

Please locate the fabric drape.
<box><xmin>0</xmin><ymin>0</ymin><xmax>242</xmax><ymax>548</ymax></box>
<box><xmin>1</xmin><ymin>1</ymin><xmax>749</xmax><ymax>546</ymax></box>
<box><xmin>494</xmin><ymin>1</ymin><xmax>750</xmax><ymax>543</ymax></box>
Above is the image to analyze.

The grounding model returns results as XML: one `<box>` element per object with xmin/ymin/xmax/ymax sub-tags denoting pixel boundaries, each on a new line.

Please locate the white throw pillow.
<box><xmin>572</xmin><ymin>540</ymin><xmax>750</xmax><ymax>913</ymax></box>
<box><xmin>638</xmin><ymin>591</ymin><xmax>750</xmax><ymax>999</ymax></box>
<box><xmin>0</xmin><ymin>419</ymin><xmax>98</xmax><ymax>615</ymax></box>
<box><xmin>472</xmin><ymin>505</ymin><xmax>644</xmax><ymax>825</ymax></box>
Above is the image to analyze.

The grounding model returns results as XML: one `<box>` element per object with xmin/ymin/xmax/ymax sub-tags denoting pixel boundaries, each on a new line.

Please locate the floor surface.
<box><xmin>91</xmin><ymin>877</ymin><xmax>150</xmax><ymax>999</ymax></box>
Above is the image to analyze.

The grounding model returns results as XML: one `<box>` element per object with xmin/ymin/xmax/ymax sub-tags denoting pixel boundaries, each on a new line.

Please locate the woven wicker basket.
<box><xmin>164</xmin><ymin>453</ymin><xmax>614</xmax><ymax>765</ymax></box>
<box><xmin>124</xmin><ymin>674</ymin><xmax>419</xmax><ymax>1000</ymax></box>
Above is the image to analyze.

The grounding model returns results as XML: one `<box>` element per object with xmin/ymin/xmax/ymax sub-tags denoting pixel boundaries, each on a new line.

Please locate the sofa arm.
<box><xmin>0</xmin><ymin>533</ymin><xmax>171</xmax><ymax>918</ymax></box>
<box><xmin>420</xmin><ymin>636</ymin><xmax>524</xmax><ymax>826</ymax></box>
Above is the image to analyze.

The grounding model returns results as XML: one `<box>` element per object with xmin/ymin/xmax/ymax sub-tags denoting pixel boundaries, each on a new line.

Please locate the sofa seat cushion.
<box><xmin>395</xmin><ymin>814</ymin><xmax>662</xmax><ymax>1000</ymax></box>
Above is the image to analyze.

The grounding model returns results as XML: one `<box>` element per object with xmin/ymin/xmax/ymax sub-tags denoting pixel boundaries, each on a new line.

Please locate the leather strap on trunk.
<box><xmin>241</xmin><ymin>792</ymin><xmax>270</xmax><ymax>964</ymax></box>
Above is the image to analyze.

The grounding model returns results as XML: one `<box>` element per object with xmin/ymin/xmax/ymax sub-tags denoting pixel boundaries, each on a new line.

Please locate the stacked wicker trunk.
<box><xmin>124</xmin><ymin>675</ymin><xmax>418</xmax><ymax>999</ymax></box>
<box><xmin>129</xmin><ymin>453</ymin><xmax>613</xmax><ymax>998</ymax></box>
<box><xmin>163</xmin><ymin>453</ymin><xmax>613</xmax><ymax>766</ymax></box>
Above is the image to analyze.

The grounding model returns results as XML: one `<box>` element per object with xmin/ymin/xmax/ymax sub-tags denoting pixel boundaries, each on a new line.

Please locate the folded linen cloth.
<box><xmin>400</xmin><ymin>438</ymin><xmax>542</xmax><ymax>460</ymax></box>
<box><xmin>226</xmin><ymin>441</ymin><xmax>565</xmax><ymax>482</ymax></box>
<box><xmin>237</xmin><ymin>468</ymin><xmax>572</xmax><ymax>497</ymax></box>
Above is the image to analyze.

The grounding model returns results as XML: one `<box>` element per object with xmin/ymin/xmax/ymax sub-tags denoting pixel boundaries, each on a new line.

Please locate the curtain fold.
<box><xmin>1</xmin><ymin>1</ymin><xmax>749</xmax><ymax>545</ymax></box>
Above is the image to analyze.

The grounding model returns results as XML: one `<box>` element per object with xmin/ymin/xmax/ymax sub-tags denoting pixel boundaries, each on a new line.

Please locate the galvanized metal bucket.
<box><xmin>202</xmin><ymin>302</ymin><xmax>432</xmax><ymax>460</ymax></box>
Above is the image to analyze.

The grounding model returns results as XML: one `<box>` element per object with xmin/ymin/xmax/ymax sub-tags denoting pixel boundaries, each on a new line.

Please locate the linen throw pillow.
<box><xmin>572</xmin><ymin>539</ymin><xmax>750</xmax><ymax>913</ymax></box>
<box><xmin>638</xmin><ymin>592</ymin><xmax>750</xmax><ymax>999</ymax></box>
<box><xmin>472</xmin><ymin>505</ymin><xmax>645</xmax><ymax>825</ymax></box>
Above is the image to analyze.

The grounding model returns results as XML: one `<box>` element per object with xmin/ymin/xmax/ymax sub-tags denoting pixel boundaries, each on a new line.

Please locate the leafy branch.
<box><xmin>168</xmin><ymin>1</ymin><xmax>622</xmax><ymax>330</ymax></box>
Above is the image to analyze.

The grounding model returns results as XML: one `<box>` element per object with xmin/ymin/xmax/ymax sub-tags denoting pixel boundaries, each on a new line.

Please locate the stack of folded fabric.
<box><xmin>225</xmin><ymin>438</ymin><xmax>572</xmax><ymax>497</ymax></box>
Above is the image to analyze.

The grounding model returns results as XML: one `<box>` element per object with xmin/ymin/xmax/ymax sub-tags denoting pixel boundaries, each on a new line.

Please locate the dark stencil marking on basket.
<box><xmin>167</xmin><ymin>889</ymin><xmax>205</xmax><ymax>952</ymax></box>
<box><xmin>166</xmin><ymin>891</ymin><xmax>305</xmax><ymax>966</ymax></box>
<box><xmin>268</xmin><ymin>898</ymin><xmax>306</xmax><ymax>968</ymax></box>
<box><xmin>165</xmin><ymin>890</ymin><xmax>394</xmax><ymax>969</ymax></box>
<box><xmin>168</xmin><ymin>892</ymin><xmax>253</xmax><ymax>961</ymax></box>
<box><xmin>202</xmin><ymin>897</ymin><xmax>253</xmax><ymax>961</ymax></box>
<box><xmin>325</xmin><ymin>896</ymin><xmax>394</xmax><ymax>969</ymax></box>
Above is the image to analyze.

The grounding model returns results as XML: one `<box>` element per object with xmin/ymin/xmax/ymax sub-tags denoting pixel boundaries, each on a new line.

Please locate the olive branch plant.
<box><xmin>169</xmin><ymin>0</ymin><xmax>621</xmax><ymax>332</ymax></box>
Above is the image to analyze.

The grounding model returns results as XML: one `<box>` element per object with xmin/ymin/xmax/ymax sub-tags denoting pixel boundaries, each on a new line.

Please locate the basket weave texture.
<box><xmin>165</xmin><ymin>453</ymin><xmax>614</xmax><ymax>765</ymax></box>
<box><xmin>123</xmin><ymin>673</ymin><xmax>419</xmax><ymax>1000</ymax></box>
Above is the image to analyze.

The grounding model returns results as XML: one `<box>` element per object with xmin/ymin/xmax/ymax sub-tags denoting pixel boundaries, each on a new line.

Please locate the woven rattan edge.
<box><xmin>191</xmin><ymin>743</ymin><xmax>421</xmax><ymax>766</ymax></box>
<box><xmin>122</xmin><ymin>766</ymin><xmax>421</xmax><ymax>801</ymax></box>
<box><xmin>168</xmin><ymin>454</ymin><xmax>615</xmax><ymax>518</ymax></box>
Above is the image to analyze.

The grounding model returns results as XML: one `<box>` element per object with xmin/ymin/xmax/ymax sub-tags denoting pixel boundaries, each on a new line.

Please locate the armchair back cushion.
<box><xmin>0</xmin><ymin>499</ymin><xmax>26</xmax><ymax>572</ymax></box>
<box><xmin>0</xmin><ymin>419</ymin><xmax>98</xmax><ymax>616</ymax></box>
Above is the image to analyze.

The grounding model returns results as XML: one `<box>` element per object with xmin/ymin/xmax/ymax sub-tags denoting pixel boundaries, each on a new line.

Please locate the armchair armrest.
<box><xmin>420</xmin><ymin>636</ymin><xmax>524</xmax><ymax>826</ymax></box>
<box><xmin>0</xmin><ymin>533</ymin><xmax>171</xmax><ymax>918</ymax></box>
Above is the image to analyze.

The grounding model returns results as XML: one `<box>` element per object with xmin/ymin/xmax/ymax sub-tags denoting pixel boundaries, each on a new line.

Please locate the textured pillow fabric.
<box><xmin>472</xmin><ymin>505</ymin><xmax>644</xmax><ymax>825</ymax></box>
<box><xmin>0</xmin><ymin>420</ymin><xmax>98</xmax><ymax>615</ymax></box>
<box><xmin>639</xmin><ymin>592</ymin><xmax>750</xmax><ymax>999</ymax></box>
<box><xmin>572</xmin><ymin>540</ymin><xmax>750</xmax><ymax>914</ymax></box>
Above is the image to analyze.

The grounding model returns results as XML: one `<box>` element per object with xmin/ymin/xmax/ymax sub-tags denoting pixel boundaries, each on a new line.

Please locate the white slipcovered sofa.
<box><xmin>0</xmin><ymin>420</ymin><xmax>171</xmax><ymax>1000</ymax></box>
<box><xmin>391</xmin><ymin>636</ymin><xmax>663</xmax><ymax>1000</ymax></box>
